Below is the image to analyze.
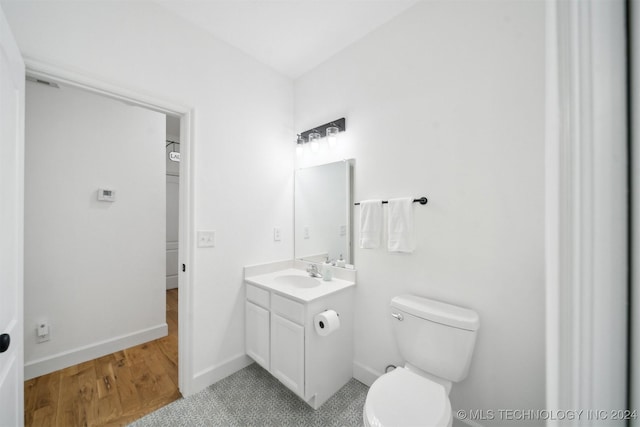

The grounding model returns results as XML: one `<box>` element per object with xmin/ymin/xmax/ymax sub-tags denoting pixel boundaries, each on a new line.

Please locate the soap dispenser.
<box><xmin>322</xmin><ymin>257</ymin><xmax>333</xmax><ymax>281</ymax></box>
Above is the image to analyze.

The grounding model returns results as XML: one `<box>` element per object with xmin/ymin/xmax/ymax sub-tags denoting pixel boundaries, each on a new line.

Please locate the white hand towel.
<box><xmin>387</xmin><ymin>198</ymin><xmax>415</xmax><ymax>253</ymax></box>
<box><xmin>359</xmin><ymin>200</ymin><xmax>382</xmax><ymax>249</ymax></box>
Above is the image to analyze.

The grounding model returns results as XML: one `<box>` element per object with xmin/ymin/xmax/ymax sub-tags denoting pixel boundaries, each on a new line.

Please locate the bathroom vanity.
<box><xmin>244</xmin><ymin>261</ymin><xmax>356</xmax><ymax>409</ymax></box>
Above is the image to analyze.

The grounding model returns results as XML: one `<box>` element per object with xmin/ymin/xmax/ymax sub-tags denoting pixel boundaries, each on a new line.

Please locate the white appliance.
<box><xmin>364</xmin><ymin>294</ymin><xmax>480</xmax><ymax>427</ymax></box>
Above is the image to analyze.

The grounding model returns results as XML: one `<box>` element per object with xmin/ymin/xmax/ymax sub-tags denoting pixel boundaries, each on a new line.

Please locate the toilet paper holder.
<box><xmin>317</xmin><ymin>310</ymin><xmax>339</xmax><ymax>329</ymax></box>
<box><xmin>314</xmin><ymin>309</ymin><xmax>341</xmax><ymax>336</ymax></box>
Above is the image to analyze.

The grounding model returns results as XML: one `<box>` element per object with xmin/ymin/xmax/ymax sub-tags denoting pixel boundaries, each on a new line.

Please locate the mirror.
<box><xmin>294</xmin><ymin>159</ymin><xmax>354</xmax><ymax>266</ymax></box>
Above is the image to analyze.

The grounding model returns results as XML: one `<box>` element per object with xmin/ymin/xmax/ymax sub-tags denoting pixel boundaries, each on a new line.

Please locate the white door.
<box><xmin>271</xmin><ymin>314</ymin><xmax>304</xmax><ymax>398</ymax></box>
<box><xmin>0</xmin><ymin>5</ymin><xmax>25</xmax><ymax>426</ymax></box>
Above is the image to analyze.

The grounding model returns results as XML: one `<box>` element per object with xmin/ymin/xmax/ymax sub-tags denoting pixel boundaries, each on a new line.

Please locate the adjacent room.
<box><xmin>0</xmin><ymin>1</ymin><xmax>634</xmax><ymax>426</ymax></box>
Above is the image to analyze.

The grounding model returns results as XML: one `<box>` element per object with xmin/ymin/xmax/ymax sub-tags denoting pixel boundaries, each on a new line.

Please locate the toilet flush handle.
<box><xmin>391</xmin><ymin>312</ymin><xmax>404</xmax><ymax>321</ymax></box>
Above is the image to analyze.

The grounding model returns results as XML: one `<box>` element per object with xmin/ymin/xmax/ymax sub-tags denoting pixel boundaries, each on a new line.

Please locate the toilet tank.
<box><xmin>390</xmin><ymin>295</ymin><xmax>480</xmax><ymax>382</ymax></box>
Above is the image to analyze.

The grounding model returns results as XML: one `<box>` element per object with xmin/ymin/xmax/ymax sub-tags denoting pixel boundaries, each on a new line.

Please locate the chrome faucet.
<box><xmin>307</xmin><ymin>263</ymin><xmax>322</xmax><ymax>278</ymax></box>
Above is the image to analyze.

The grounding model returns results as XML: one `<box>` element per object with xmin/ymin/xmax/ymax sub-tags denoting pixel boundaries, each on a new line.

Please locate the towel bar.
<box><xmin>354</xmin><ymin>197</ymin><xmax>428</xmax><ymax>206</ymax></box>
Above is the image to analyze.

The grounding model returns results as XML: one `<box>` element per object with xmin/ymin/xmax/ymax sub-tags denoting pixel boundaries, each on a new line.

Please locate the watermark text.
<box><xmin>456</xmin><ymin>409</ymin><xmax>638</xmax><ymax>422</ymax></box>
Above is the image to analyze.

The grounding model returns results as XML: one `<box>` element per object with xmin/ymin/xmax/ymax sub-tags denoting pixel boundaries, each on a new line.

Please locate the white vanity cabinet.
<box><xmin>244</xmin><ymin>270</ymin><xmax>355</xmax><ymax>410</ymax></box>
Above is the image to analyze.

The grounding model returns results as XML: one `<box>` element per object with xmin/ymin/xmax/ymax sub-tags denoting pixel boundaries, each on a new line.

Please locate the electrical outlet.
<box><xmin>36</xmin><ymin>320</ymin><xmax>50</xmax><ymax>343</ymax></box>
<box><xmin>273</xmin><ymin>227</ymin><xmax>281</xmax><ymax>241</ymax></box>
<box><xmin>197</xmin><ymin>230</ymin><xmax>215</xmax><ymax>248</ymax></box>
<box><xmin>304</xmin><ymin>226</ymin><xmax>310</xmax><ymax>239</ymax></box>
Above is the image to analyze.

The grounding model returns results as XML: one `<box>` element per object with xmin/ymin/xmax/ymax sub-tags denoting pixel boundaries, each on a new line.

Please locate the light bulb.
<box><xmin>326</xmin><ymin>126</ymin><xmax>339</xmax><ymax>147</ymax></box>
<box><xmin>309</xmin><ymin>131</ymin><xmax>321</xmax><ymax>152</ymax></box>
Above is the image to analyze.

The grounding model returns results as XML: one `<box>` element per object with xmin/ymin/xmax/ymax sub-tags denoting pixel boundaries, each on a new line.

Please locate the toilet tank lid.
<box><xmin>391</xmin><ymin>295</ymin><xmax>480</xmax><ymax>331</ymax></box>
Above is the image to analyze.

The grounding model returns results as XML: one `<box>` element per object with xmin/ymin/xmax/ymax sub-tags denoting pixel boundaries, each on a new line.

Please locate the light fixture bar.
<box><xmin>299</xmin><ymin>117</ymin><xmax>346</xmax><ymax>142</ymax></box>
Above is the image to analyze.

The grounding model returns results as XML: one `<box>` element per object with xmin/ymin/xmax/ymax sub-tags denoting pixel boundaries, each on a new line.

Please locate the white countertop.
<box><xmin>244</xmin><ymin>268</ymin><xmax>356</xmax><ymax>303</ymax></box>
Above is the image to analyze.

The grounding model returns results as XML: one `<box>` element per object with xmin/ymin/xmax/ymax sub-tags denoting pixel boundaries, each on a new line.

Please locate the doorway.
<box><xmin>21</xmin><ymin>64</ymin><xmax>193</xmax><ymax>422</ymax></box>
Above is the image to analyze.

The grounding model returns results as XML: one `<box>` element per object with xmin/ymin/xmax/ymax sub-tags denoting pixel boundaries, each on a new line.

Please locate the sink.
<box><xmin>273</xmin><ymin>274</ymin><xmax>321</xmax><ymax>288</ymax></box>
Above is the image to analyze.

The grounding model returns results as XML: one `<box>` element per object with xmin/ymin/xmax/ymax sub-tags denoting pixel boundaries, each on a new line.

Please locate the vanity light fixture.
<box><xmin>296</xmin><ymin>117</ymin><xmax>346</xmax><ymax>153</ymax></box>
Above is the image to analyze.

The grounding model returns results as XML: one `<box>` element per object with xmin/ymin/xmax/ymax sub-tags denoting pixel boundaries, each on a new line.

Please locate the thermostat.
<box><xmin>97</xmin><ymin>188</ymin><xmax>116</xmax><ymax>202</ymax></box>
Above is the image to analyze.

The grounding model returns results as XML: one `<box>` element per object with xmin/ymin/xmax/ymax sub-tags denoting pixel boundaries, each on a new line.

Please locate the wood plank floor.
<box><xmin>24</xmin><ymin>289</ymin><xmax>180</xmax><ymax>427</ymax></box>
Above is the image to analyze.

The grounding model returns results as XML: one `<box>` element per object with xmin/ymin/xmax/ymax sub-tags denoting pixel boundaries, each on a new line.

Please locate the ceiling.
<box><xmin>157</xmin><ymin>0</ymin><xmax>420</xmax><ymax>79</ymax></box>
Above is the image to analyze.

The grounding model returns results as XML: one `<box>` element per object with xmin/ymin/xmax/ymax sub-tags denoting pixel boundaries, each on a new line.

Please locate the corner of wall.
<box><xmin>189</xmin><ymin>353</ymin><xmax>253</xmax><ymax>396</ymax></box>
<box><xmin>352</xmin><ymin>360</ymin><xmax>382</xmax><ymax>387</ymax></box>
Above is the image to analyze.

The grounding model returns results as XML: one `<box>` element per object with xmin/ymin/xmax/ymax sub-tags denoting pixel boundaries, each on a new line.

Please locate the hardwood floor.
<box><xmin>24</xmin><ymin>289</ymin><xmax>180</xmax><ymax>427</ymax></box>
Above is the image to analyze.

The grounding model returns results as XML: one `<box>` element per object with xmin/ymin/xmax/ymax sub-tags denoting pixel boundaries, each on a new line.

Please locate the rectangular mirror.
<box><xmin>294</xmin><ymin>159</ymin><xmax>354</xmax><ymax>266</ymax></box>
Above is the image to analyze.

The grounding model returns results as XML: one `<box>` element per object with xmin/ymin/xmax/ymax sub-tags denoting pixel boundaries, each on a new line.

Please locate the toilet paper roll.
<box><xmin>314</xmin><ymin>310</ymin><xmax>340</xmax><ymax>337</ymax></box>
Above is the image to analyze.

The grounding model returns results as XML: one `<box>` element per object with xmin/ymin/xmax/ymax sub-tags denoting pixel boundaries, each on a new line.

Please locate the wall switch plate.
<box><xmin>273</xmin><ymin>227</ymin><xmax>281</xmax><ymax>241</ymax></box>
<box><xmin>197</xmin><ymin>230</ymin><xmax>215</xmax><ymax>248</ymax></box>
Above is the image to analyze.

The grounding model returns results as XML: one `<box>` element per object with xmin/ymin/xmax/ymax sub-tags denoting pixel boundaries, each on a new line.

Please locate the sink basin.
<box><xmin>273</xmin><ymin>274</ymin><xmax>321</xmax><ymax>288</ymax></box>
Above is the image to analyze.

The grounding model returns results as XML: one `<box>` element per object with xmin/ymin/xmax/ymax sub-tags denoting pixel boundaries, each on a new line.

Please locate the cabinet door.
<box><xmin>245</xmin><ymin>301</ymin><xmax>270</xmax><ymax>370</ymax></box>
<box><xmin>271</xmin><ymin>314</ymin><xmax>305</xmax><ymax>398</ymax></box>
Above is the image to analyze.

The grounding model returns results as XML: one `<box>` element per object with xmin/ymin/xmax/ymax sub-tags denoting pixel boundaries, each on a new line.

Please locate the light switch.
<box><xmin>197</xmin><ymin>230</ymin><xmax>215</xmax><ymax>248</ymax></box>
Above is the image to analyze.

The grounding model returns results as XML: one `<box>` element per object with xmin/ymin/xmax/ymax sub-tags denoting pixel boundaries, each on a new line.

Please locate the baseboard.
<box><xmin>166</xmin><ymin>276</ymin><xmax>178</xmax><ymax>289</ymax></box>
<box><xmin>353</xmin><ymin>360</ymin><xmax>382</xmax><ymax>387</ymax></box>
<box><xmin>190</xmin><ymin>353</ymin><xmax>253</xmax><ymax>395</ymax></box>
<box><xmin>24</xmin><ymin>323</ymin><xmax>168</xmax><ymax>380</ymax></box>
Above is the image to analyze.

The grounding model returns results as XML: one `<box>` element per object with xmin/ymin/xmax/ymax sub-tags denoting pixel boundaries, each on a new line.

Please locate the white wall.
<box><xmin>295</xmin><ymin>0</ymin><xmax>545</xmax><ymax>422</ymax></box>
<box><xmin>24</xmin><ymin>81</ymin><xmax>167</xmax><ymax>377</ymax></box>
<box><xmin>3</xmin><ymin>1</ymin><xmax>294</xmax><ymax>391</ymax></box>
<box><xmin>166</xmin><ymin>172</ymin><xmax>180</xmax><ymax>290</ymax></box>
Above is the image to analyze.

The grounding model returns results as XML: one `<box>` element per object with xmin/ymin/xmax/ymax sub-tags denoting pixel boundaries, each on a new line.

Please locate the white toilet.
<box><xmin>363</xmin><ymin>294</ymin><xmax>480</xmax><ymax>427</ymax></box>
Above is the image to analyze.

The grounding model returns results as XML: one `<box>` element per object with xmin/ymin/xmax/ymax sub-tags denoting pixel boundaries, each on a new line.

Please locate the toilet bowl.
<box><xmin>363</xmin><ymin>367</ymin><xmax>452</xmax><ymax>427</ymax></box>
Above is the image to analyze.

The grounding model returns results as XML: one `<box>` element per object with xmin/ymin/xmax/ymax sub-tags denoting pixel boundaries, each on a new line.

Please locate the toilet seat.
<box><xmin>364</xmin><ymin>367</ymin><xmax>452</xmax><ymax>427</ymax></box>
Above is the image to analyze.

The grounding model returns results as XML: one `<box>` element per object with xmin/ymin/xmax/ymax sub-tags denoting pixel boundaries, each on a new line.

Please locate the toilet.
<box><xmin>364</xmin><ymin>294</ymin><xmax>480</xmax><ymax>427</ymax></box>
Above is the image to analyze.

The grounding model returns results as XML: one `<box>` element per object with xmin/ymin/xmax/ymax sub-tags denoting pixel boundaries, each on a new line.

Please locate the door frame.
<box><xmin>545</xmin><ymin>0</ymin><xmax>628</xmax><ymax>420</ymax></box>
<box><xmin>631</xmin><ymin>1</ymin><xmax>640</xmax><ymax>421</ymax></box>
<box><xmin>23</xmin><ymin>57</ymin><xmax>196</xmax><ymax>395</ymax></box>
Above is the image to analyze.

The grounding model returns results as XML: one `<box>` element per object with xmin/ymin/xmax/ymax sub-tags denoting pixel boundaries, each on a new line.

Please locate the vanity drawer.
<box><xmin>246</xmin><ymin>283</ymin><xmax>270</xmax><ymax>309</ymax></box>
<box><xmin>272</xmin><ymin>294</ymin><xmax>305</xmax><ymax>324</ymax></box>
